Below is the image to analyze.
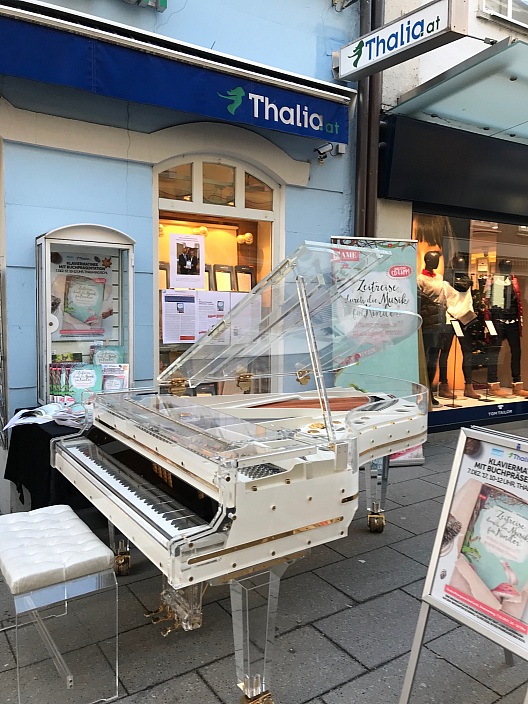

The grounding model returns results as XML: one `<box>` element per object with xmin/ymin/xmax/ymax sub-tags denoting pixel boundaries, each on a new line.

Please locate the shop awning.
<box><xmin>387</xmin><ymin>37</ymin><xmax>528</xmax><ymax>145</ymax></box>
<box><xmin>0</xmin><ymin>2</ymin><xmax>355</xmax><ymax>143</ymax></box>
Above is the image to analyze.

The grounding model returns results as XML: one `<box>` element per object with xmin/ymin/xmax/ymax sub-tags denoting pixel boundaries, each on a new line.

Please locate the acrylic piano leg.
<box><xmin>364</xmin><ymin>455</ymin><xmax>390</xmax><ymax>533</ymax></box>
<box><xmin>107</xmin><ymin>520</ymin><xmax>131</xmax><ymax>574</ymax></box>
<box><xmin>230</xmin><ymin>564</ymin><xmax>288</xmax><ymax>704</ymax></box>
<box><xmin>145</xmin><ymin>576</ymin><xmax>206</xmax><ymax>636</ymax></box>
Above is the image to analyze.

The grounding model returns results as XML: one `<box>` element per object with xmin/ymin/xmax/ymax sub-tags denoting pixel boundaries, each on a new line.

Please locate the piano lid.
<box><xmin>157</xmin><ymin>240</ymin><xmax>422</xmax><ymax>388</ymax></box>
<box><xmin>89</xmin><ymin>390</ymin><xmax>317</xmax><ymax>470</ymax></box>
<box><xmin>93</xmin><ymin>241</ymin><xmax>423</xmax><ymax>459</ymax></box>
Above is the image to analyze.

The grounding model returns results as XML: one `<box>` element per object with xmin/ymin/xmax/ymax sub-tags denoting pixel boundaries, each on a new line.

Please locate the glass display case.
<box><xmin>36</xmin><ymin>224</ymin><xmax>134</xmax><ymax>405</ymax></box>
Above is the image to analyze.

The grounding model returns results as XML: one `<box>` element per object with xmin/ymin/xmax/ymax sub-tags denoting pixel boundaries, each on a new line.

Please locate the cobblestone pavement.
<box><xmin>1</xmin><ymin>420</ymin><xmax>528</xmax><ymax>703</ymax></box>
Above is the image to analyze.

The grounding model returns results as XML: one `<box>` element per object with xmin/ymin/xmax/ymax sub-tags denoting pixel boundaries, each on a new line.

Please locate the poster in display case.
<box><xmin>49</xmin><ymin>250</ymin><xmax>115</xmax><ymax>340</ymax></box>
<box><xmin>36</xmin><ymin>225</ymin><xmax>135</xmax><ymax>405</ymax></box>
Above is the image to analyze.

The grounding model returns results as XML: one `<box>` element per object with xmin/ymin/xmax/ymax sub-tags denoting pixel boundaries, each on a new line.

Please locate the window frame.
<box><xmin>158</xmin><ymin>157</ymin><xmax>277</xmax><ymax>223</ymax></box>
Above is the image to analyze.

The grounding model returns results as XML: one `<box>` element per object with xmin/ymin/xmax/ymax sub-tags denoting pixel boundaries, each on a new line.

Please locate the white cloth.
<box><xmin>443</xmin><ymin>281</ymin><xmax>474</xmax><ymax>321</ymax></box>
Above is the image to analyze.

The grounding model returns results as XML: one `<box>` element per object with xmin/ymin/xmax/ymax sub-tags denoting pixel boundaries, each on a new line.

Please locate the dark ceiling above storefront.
<box><xmin>379</xmin><ymin>114</ymin><xmax>528</xmax><ymax>223</ymax></box>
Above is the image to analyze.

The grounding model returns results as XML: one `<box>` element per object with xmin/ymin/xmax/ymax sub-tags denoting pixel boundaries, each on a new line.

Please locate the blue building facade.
<box><xmin>0</xmin><ymin>0</ymin><xmax>358</xmax><ymax>422</ymax></box>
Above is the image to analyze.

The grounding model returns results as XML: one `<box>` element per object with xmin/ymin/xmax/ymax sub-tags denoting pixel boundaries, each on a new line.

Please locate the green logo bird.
<box><xmin>218</xmin><ymin>86</ymin><xmax>246</xmax><ymax>115</ymax></box>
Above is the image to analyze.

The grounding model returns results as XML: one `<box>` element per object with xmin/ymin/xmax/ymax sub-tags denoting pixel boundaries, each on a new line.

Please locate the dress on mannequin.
<box><xmin>439</xmin><ymin>255</ymin><xmax>480</xmax><ymax>400</ymax></box>
<box><xmin>417</xmin><ymin>251</ymin><xmax>446</xmax><ymax>406</ymax></box>
<box><xmin>485</xmin><ymin>259</ymin><xmax>528</xmax><ymax>397</ymax></box>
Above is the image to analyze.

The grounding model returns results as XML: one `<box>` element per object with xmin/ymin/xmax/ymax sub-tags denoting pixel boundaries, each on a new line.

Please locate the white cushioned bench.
<box><xmin>0</xmin><ymin>504</ymin><xmax>114</xmax><ymax>595</ymax></box>
<box><xmin>0</xmin><ymin>505</ymin><xmax>118</xmax><ymax>704</ymax></box>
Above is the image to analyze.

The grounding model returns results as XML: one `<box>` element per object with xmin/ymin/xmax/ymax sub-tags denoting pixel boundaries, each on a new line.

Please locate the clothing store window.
<box><xmin>413</xmin><ymin>214</ymin><xmax>528</xmax><ymax>411</ymax></box>
<box><xmin>157</xmin><ymin>158</ymin><xmax>278</xmax><ymax>378</ymax></box>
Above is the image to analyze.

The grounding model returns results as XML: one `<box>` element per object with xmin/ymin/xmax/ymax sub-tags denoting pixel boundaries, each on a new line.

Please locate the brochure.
<box><xmin>101</xmin><ymin>363</ymin><xmax>130</xmax><ymax>391</ymax></box>
<box><xmin>91</xmin><ymin>345</ymin><xmax>125</xmax><ymax>364</ymax></box>
<box><xmin>68</xmin><ymin>364</ymin><xmax>103</xmax><ymax>403</ymax></box>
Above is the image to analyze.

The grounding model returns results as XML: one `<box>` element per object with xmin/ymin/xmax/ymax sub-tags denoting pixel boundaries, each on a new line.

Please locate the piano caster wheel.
<box><xmin>241</xmin><ymin>692</ymin><xmax>274</xmax><ymax>704</ymax></box>
<box><xmin>115</xmin><ymin>552</ymin><xmax>131</xmax><ymax>575</ymax></box>
<box><xmin>367</xmin><ymin>513</ymin><xmax>385</xmax><ymax>533</ymax></box>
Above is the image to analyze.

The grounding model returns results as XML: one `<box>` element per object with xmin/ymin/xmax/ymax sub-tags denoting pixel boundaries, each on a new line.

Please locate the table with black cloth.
<box><xmin>4</xmin><ymin>421</ymin><xmax>90</xmax><ymax>510</ymax></box>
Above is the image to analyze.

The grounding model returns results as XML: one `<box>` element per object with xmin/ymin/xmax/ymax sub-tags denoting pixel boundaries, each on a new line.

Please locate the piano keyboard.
<box><xmin>60</xmin><ymin>438</ymin><xmax>211</xmax><ymax>543</ymax></box>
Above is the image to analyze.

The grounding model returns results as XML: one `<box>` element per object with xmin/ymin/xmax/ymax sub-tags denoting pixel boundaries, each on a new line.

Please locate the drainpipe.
<box><xmin>354</xmin><ymin>0</ymin><xmax>384</xmax><ymax>239</ymax></box>
<box><xmin>354</xmin><ymin>0</ymin><xmax>371</xmax><ymax>238</ymax></box>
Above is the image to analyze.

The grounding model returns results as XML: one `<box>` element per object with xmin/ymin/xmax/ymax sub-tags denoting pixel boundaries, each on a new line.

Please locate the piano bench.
<box><xmin>0</xmin><ymin>504</ymin><xmax>119</xmax><ymax>704</ymax></box>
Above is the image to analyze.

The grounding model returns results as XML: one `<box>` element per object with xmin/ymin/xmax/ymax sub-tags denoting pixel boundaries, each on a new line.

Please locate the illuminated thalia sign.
<box><xmin>337</xmin><ymin>0</ymin><xmax>467</xmax><ymax>81</ymax></box>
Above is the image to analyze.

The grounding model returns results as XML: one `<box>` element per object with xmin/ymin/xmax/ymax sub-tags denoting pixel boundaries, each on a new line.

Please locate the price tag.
<box><xmin>485</xmin><ymin>320</ymin><xmax>498</xmax><ymax>336</ymax></box>
<box><xmin>451</xmin><ymin>320</ymin><xmax>464</xmax><ymax>337</ymax></box>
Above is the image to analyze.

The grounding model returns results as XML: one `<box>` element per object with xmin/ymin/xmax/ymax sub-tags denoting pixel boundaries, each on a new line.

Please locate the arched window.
<box><xmin>157</xmin><ymin>157</ymin><xmax>279</xmax><ymax>376</ymax></box>
<box><xmin>158</xmin><ymin>158</ymin><xmax>275</xmax><ymax>219</ymax></box>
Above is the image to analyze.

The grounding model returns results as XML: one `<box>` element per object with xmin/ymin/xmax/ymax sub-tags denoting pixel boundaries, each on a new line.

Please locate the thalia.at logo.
<box><xmin>218</xmin><ymin>86</ymin><xmax>341</xmax><ymax>135</ymax></box>
<box><xmin>508</xmin><ymin>451</ymin><xmax>528</xmax><ymax>463</ymax></box>
<box><xmin>348</xmin><ymin>14</ymin><xmax>442</xmax><ymax>65</ymax></box>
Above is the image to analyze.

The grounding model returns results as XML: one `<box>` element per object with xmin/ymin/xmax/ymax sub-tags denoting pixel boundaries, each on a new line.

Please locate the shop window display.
<box><xmin>413</xmin><ymin>214</ymin><xmax>528</xmax><ymax>411</ymax></box>
<box><xmin>157</xmin><ymin>218</ymin><xmax>271</xmax><ymax>376</ymax></box>
<box><xmin>157</xmin><ymin>159</ymin><xmax>277</xmax><ymax>377</ymax></box>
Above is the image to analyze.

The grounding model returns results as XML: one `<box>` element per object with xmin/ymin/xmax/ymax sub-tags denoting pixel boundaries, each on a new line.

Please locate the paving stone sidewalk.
<box><xmin>1</xmin><ymin>420</ymin><xmax>528</xmax><ymax>703</ymax></box>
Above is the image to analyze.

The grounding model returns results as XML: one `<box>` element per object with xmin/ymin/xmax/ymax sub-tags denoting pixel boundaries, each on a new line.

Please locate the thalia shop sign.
<box><xmin>337</xmin><ymin>0</ymin><xmax>467</xmax><ymax>81</ymax></box>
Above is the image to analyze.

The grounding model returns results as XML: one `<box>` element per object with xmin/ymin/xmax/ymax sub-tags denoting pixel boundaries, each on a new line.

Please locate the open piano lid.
<box><xmin>158</xmin><ymin>240</ymin><xmax>421</xmax><ymax>390</ymax></box>
<box><xmin>94</xmin><ymin>241</ymin><xmax>422</xmax><ymax>468</ymax></box>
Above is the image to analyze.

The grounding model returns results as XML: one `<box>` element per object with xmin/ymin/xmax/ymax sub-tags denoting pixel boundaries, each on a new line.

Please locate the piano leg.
<box><xmin>364</xmin><ymin>455</ymin><xmax>390</xmax><ymax>533</ymax></box>
<box><xmin>230</xmin><ymin>564</ymin><xmax>288</xmax><ymax>704</ymax></box>
<box><xmin>107</xmin><ymin>520</ymin><xmax>131</xmax><ymax>575</ymax></box>
<box><xmin>145</xmin><ymin>577</ymin><xmax>206</xmax><ymax>636</ymax></box>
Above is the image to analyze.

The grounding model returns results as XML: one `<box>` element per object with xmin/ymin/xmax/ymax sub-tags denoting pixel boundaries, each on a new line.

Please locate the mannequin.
<box><xmin>485</xmin><ymin>259</ymin><xmax>528</xmax><ymax>397</ymax></box>
<box><xmin>413</xmin><ymin>214</ymin><xmax>456</xmax><ymax>279</ymax></box>
<box><xmin>439</xmin><ymin>254</ymin><xmax>480</xmax><ymax>400</ymax></box>
<box><xmin>417</xmin><ymin>250</ymin><xmax>447</xmax><ymax>405</ymax></box>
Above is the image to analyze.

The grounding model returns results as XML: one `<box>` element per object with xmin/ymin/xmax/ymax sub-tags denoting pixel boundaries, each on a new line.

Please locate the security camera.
<box><xmin>314</xmin><ymin>142</ymin><xmax>334</xmax><ymax>164</ymax></box>
<box><xmin>315</xmin><ymin>143</ymin><xmax>333</xmax><ymax>156</ymax></box>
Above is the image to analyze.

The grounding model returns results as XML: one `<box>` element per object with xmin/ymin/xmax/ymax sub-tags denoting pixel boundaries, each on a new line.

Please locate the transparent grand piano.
<box><xmin>52</xmin><ymin>241</ymin><xmax>428</xmax><ymax>704</ymax></box>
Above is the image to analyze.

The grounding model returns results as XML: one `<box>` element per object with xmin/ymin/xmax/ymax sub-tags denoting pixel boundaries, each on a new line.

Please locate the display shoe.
<box><xmin>463</xmin><ymin>384</ymin><xmax>481</xmax><ymax>400</ymax></box>
<box><xmin>438</xmin><ymin>383</ymin><xmax>457</xmax><ymax>399</ymax></box>
<box><xmin>512</xmin><ymin>382</ymin><xmax>528</xmax><ymax>397</ymax></box>
<box><xmin>431</xmin><ymin>395</ymin><xmax>440</xmax><ymax>406</ymax></box>
<box><xmin>487</xmin><ymin>382</ymin><xmax>510</xmax><ymax>398</ymax></box>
